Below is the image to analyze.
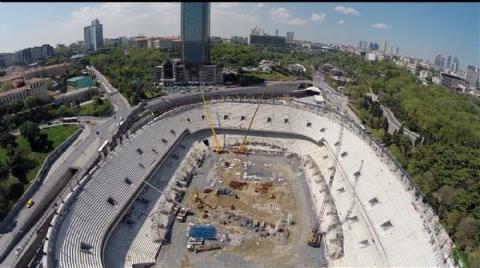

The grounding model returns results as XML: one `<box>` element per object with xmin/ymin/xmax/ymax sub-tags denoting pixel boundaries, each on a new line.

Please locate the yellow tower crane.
<box><xmin>200</xmin><ymin>89</ymin><xmax>223</xmax><ymax>153</ymax></box>
<box><xmin>235</xmin><ymin>85</ymin><xmax>270</xmax><ymax>154</ymax></box>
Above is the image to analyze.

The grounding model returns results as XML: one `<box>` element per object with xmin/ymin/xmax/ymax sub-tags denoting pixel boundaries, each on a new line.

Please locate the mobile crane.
<box><xmin>234</xmin><ymin>85</ymin><xmax>270</xmax><ymax>154</ymax></box>
<box><xmin>200</xmin><ymin>88</ymin><xmax>223</xmax><ymax>154</ymax></box>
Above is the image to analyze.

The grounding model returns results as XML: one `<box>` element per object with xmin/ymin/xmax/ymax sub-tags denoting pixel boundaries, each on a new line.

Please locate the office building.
<box><xmin>396</xmin><ymin>46</ymin><xmax>400</xmax><ymax>56</ymax></box>
<box><xmin>13</xmin><ymin>45</ymin><xmax>54</xmax><ymax>66</ymax></box>
<box><xmin>157</xmin><ymin>2</ymin><xmax>220</xmax><ymax>86</ymax></box>
<box><xmin>383</xmin><ymin>41</ymin><xmax>387</xmax><ymax>55</ymax></box>
<box><xmin>369</xmin><ymin>42</ymin><xmax>379</xmax><ymax>51</ymax></box>
<box><xmin>275</xmin><ymin>29</ymin><xmax>279</xmax><ymax>36</ymax></box>
<box><xmin>249</xmin><ymin>35</ymin><xmax>286</xmax><ymax>47</ymax></box>
<box><xmin>446</xmin><ymin>56</ymin><xmax>452</xmax><ymax>69</ymax></box>
<box><xmin>286</xmin><ymin>32</ymin><xmax>294</xmax><ymax>42</ymax></box>
<box><xmin>84</xmin><ymin>18</ymin><xmax>104</xmax><ymax>52</ymax></box>
<box><xmin>181</xmin><ymin>2</ymin><xmax>210</xmax><ymax>66</ymax></box>
<box><xmin>390</xmin><ymin>46</ymin><xmax>393</xmax><ymax>56</ymax></box>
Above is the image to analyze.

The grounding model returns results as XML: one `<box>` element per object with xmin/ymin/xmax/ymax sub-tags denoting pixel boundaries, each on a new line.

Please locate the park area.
<box><xmin>0</xmin><ymin>124</ymin><xmax>79</xmax><ymax>220</ymax></box>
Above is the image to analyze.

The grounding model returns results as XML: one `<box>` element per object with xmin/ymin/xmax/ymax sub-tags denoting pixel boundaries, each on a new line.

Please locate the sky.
<box><xmin>1</xmin><ymin>2</ymin><xmax>479</xmax><ymax>68</ymax></box>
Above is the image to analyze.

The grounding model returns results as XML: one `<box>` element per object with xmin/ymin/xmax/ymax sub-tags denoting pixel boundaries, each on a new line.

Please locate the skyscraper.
<box><xmin>390</xmin><ymin>46</ymin><xmax>393</xmax><ymax>56</ymax></box>
<box><xmin>383</xmin><ymin>40</ymin><xmax>387</xmax><ymax>55</ymax></box>
<box><xmin>434</xmin><ymin>54</ymin><xmax>445</xmax><ymax>67</ymax></box>
<box><xmin>84</xmin><ymin>18</ymin><xmax>104</xmax><ymax>52</ymax></box>
<box><xmin>446</xmin><ymin>55</ymin><xmax>452</xmax><ymax>68</ymax></box>
<box><xmin>451</xmin><ymin>57</ymin><xmax>459</xmax><ymax>72</ymax></box>
<box><xmin>396</xmin><ymin>46</ymin><xmax>399</xmax><ymax>55</ymax></box>
<box><xmin>286</xmin><ymin>32</ymin><xmax>294</xmax><ymax>42</ymax></box>
<box><xmin>181</xmin><ymin>2</ymin><xmax>210</xmax><ymax>66</ymax></box>
<box><xmin>275</xmin><ymin>29</ymin><xmax>279</xmax><ymax>36</ymax></box>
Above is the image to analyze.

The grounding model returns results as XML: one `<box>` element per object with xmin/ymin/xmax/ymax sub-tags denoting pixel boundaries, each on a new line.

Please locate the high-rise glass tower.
<box><xmin>84</xmin><ymin>18</ymin><xmax>104</xmax><ymax>52</ymax></box>
<box><xmin>181</xmin><ymin>2</ymin><xmax>210</xmax><ymax>66</ymax></box>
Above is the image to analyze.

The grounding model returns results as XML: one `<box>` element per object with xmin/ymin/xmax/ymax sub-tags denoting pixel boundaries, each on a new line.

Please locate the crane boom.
<box><xmin>237</xmin><ymin>85</ymin><xmax>270</xmax><ymax>154</ymax></box>
<box><xmin>200</xmin><ymin>89</ymin><xmax>222</xmax><ymax>153</ymax></box>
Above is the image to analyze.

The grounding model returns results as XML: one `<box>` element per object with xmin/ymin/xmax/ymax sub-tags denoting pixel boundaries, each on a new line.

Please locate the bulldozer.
<box><xmin>307</xmin><ymin>224</ymin><xmax>322</xmax><ymax>248</ymax></box>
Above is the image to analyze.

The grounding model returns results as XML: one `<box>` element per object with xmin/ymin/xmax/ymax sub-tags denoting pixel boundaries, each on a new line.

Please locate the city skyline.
<box><xmin>0</xmin><ymin>2</ymin><xmax>479</xmax><ymax>67</ymax></box>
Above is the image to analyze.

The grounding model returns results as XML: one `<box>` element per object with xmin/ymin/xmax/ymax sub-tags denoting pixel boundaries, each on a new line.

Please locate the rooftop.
<box><xmin>0</xmin><ymin>78</ymin><xmax>47</xmax><ymax>97</ymax></box>
<box><xmin>67</xmin><ymin>76</ymin><xmax>90</xmax><ymax>83</ymax></box>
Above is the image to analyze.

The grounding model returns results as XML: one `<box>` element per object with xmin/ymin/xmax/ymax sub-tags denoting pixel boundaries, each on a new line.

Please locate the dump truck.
<box><xmin>307</xmin><ymin>226</ymin><xmax>322</xmax><ymax>247</ymax></box>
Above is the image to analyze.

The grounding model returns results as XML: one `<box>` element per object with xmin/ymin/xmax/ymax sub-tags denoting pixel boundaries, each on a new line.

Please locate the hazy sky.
<box><xmin>1</xmin><ymin>2</ymin><xmax>479</xmax><ymax>68</ymax></box>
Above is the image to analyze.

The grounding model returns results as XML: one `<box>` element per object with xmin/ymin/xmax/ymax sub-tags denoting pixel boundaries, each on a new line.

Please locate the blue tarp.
<box><xmin>187</xmin><ymin>224</ymin><xmax>217</xmax><ymax>240</ymax></box>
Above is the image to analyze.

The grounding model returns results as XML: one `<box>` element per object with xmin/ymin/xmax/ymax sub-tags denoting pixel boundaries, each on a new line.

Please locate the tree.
<box><xmin>0</xmin><ymin>160</ymin><xmax>10</xmax><ymax>180</ymax></box>
<box><xmin>0</xmin><ymin>81</ymin><xmax>13</xmax><ymax>92</ymax></box>
<box><xmin>24</xmin><ymin>96</ymin><xmax>42</xmax><ymax>109</ymax></box>
<box><xmin>19</xmin><ymin>121</ymin><xmax>51</xmax><ymax>152</ymax></box>
<box><xmin>19</xmin><ymin>121</ymin><xmax>41</xmax><ymax>141</ymax></box>
<box><xmin>10</xmin><ymin>146</ymin><xmax>34</xmax><ymax>182</ymax></box>
<box><xmin>382</xmin><ymin>116</ymin><xmax>389</xmax><ymax>133</ymax></box>
<box><xmin>0</xmin><ymin>131</ymin><xmax>17</xmax><ymax>149</ymax></box>
<box><xmin>7</xmin><ymin>100</ymin><xmax>24</xmax><ymax>114</ymax></box>
<box><xmin>454</xmin><ymin>216</ymin><xmax>480</xmax><ymax>249</ymax></box>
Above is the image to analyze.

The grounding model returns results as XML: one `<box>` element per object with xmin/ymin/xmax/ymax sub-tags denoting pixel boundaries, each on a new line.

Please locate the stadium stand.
<box><xmin>42</xmin><ymin>98</ymin><xmax>455</xmax><ymax>268</ymax></box>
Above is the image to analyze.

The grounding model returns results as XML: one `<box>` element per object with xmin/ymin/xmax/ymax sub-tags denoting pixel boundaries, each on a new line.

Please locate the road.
<box><xmin>0</xmin><ymin>67</ymin><xmax>133</xmax><ymax>267</ymax></box>
<box><xmin>381</xmin><ymin>105</ymin><xmax>420</xmax><ymax>143</ymax></box>
<box><xmin>312</xmin><ymin>71</ymin><xmax>362</xmax><ymax>125</ymax></box>
<box><xmin>366</xmin><ymin>90</ymin><xmax>420</xmax><ymax>143</ymax></box>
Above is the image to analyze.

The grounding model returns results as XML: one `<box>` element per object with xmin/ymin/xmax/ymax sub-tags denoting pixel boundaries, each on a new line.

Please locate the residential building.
<box><xmin>287</xmin><ymin>64</ymin><xmax>306</xmax><ymax>74</ymax></box>
<box><xmin>132</xmin><ymin>35</ymin><xmax>148</xmax><ymax>48</ymax></box>
<box><xmin>286</xmin><ymin>32</ymin><xmax>294</xmax><ymax>42</ymax></box>
<box><xmin>366</xmin><ymin>52</ymin><xmax>382</xmax><ymax>61</ymax></box>
<box><xmin>249</xmin><ymin>34</ymin><xmax>286</xmax><ymax>47</ymax></box>
<box><xmin>432</xmin><ymin>76</ymin><xmax>441</xmax><ymax>85</ymax></box>
<box><xmin>181</xmin><ymin>2</ymin><xmax>211</xmax><ymax>66</ymax></box>
<box><xmin>0</xmin><ymin>78</ymin><xmax>48</xmax><ymax>104</ymax></box>
<box><xmin>67</xmin><ymin>76</ymin><xmax>93</xmax><ymax>89</ymax></box>
<box><xmin>419</xmin><ymin>70</ymin><xmax>432</xmax><ymax>79</ymax></box>
<box><xmin>84</xmin><ymin>18</ymin><xmax>104</xmax><ymax>52</ymax></box>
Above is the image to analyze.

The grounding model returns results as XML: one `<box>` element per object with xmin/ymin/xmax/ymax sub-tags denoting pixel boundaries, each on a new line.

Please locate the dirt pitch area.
<box><xmin>156</xmin><ymin>150</ymin><xmax>326</xmax><ymax>268</ymax></box>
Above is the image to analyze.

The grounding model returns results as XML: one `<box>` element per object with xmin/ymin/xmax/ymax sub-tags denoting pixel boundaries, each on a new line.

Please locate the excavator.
<box><xmin>234</xmin><ymin>85</ymin><xmax>271</xmax><ymax>155</ymax></box>
<box><xmin>307</xmin><ymin>223</ymin><xmax>322</xmax><ymax>247</ymax></box>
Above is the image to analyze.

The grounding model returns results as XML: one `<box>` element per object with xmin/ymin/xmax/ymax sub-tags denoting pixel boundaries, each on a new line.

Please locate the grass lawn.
<box><xmin>79</xmin><ymin>99</ymin><xmax>113</xmax><ymax>117</ymax></box>
<box><xmin>16</xmin><ymin>124</ymin><xmax>79</xmax><ymax>182</ymax></box>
